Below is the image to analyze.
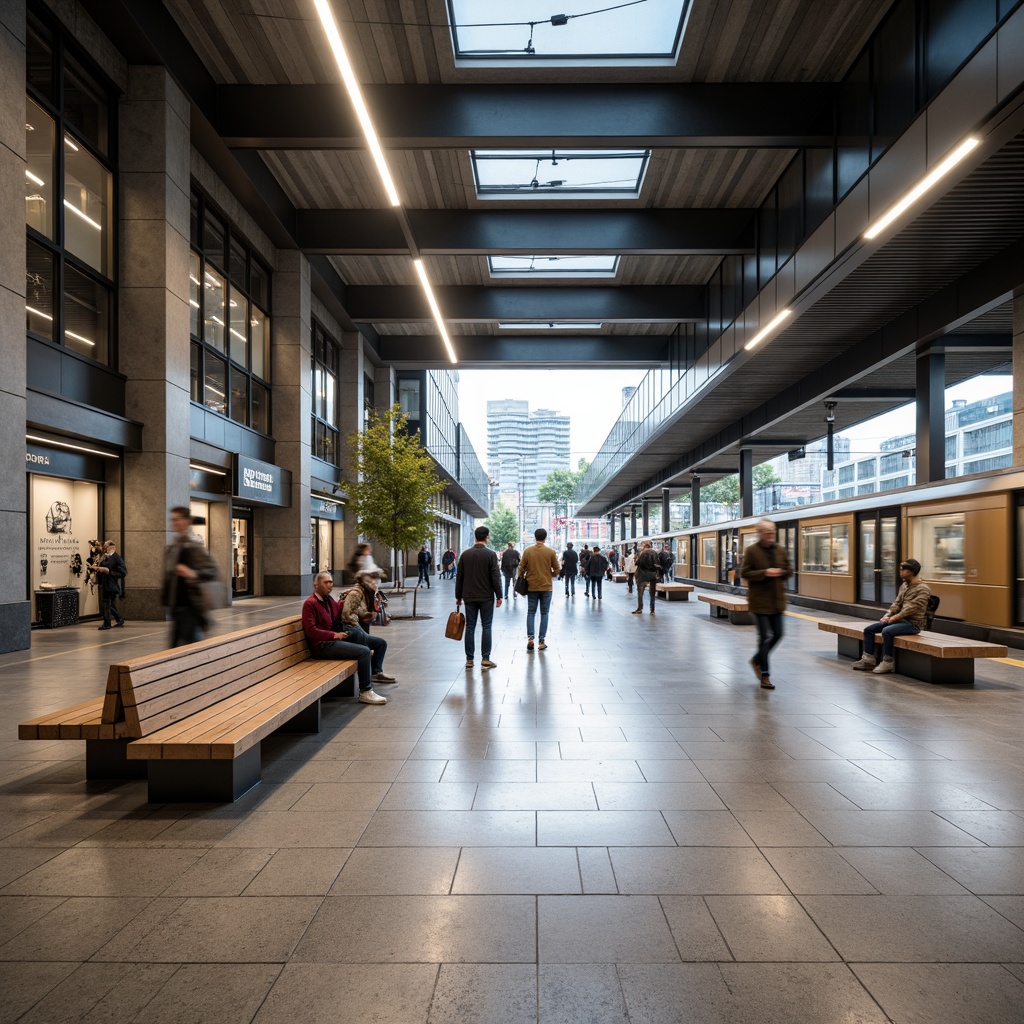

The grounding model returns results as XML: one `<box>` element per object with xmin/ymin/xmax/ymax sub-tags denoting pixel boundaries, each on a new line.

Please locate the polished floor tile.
<box><xmin>1</xmin><ymin>589</ymin><xmax>1022</xmax><ymax>1022</ymax></box>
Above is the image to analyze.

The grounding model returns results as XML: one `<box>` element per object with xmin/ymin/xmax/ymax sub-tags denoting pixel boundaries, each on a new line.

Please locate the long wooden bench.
<box><xmin>656</xmin><ymin>582</ymin><xmax>694</xmax><ymax>601</ymax></box>
<box><xmin>19</xmin><ymin>616</ymin><xmax>359</xmax><ymax>802</ymax></box>
<box><xmin>697</xmin><ymin>591</ymin><xmax>753</xmax><ymax>624</ymax></box>
<box><xmin>817</xmin><ymin>618</ymin><xmax>1009</xmax><ymax>685</ymax></box>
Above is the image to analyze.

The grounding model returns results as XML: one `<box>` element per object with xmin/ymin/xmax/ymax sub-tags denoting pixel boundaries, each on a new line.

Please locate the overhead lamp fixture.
<box><xmin>863</xmin><ymin>135</ymin><xmax>980</xmax><ymax>240</ymax></box>
<box><xmin>743</xmin><ymin>308</ymin><xmax>792</xmax><ymax>351</ymax></box>
<box><xmin>27</xmin><ymin>434</ymin><xmax>117</xmax><ymax>458</ymax></box>
<box><xmin>189</xmin><ymin>463</ymin><xmax>227</xmax><ymax>476</ymax></box>
<box><xmin>64</xmin><ymin>200</ymin><xmax>102</xmax><ymax>231</ymax></box>
<box><xmin>412</xmin><ymin>258</ymin><xmax>457</xmax><ymax>364</ymax></box>
<box><xmin>25</xmin><ymin>169</ymin><xmax>45</xmax><ymax>186</ymax></box>
<box><xmin>313</xmin><ymin>0</ymin><xmax>401</xmax><ymax>207</ymax></box>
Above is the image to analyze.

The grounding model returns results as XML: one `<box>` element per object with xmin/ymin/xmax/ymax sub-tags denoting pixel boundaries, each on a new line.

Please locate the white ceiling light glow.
<box><xmin>313</xmin><ymin>0</ymin><xmax>401</xmax><ymax>207</ymax></box>
<box><xmin>743</xmin><ymin>308</ymin><xmax>792</xmax><ymax>351</ymax></box>
<box><xmin>413</xmin><ymin>259</ymin><xmax>458</xmax><ymax>364</ymax></box>
<box><xmin>863</xmin><ymin>136</ymin><xmax>980</xmax><ymax>240</ymax></box>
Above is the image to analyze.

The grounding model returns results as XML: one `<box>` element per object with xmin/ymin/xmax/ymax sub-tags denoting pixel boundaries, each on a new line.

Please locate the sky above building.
<box><xmin>458</xmin><ymin>369</ymin><xmax>646</xmax><ymax>468</ymax></box>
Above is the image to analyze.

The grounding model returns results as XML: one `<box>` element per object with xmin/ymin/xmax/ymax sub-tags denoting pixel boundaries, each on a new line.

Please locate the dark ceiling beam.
<box><xmin>829</xmin><ymin>388</ymin><xmax>917</xmax><ymax>401</ymax></box>
<box><xmin>296</xmin><ymin>209</ymin><xmax>756</xmax><ymax>256</ymax></box>
<box><xmin>737</xmin><ymin>439</ymin><xmax>812</xmax><ymax>448</ymax></box>
<box><xmin>216</xmin><ymin>83</ymin><xmax>834</xmax><ymax>149</ymax></box>
<box><xmin>376</xmin><ymin>335</ymin><xmax>669</xmax><ymax>367</ymax></box>
<box><xmin>925</xmin><ymin>333</ymin><xmax>1011</xmax><ymax>352</ymax></box>
<box><xmin>347</xmin><ymin>286</ymin><xmax>704</xmax><ymax>323</ymax></box>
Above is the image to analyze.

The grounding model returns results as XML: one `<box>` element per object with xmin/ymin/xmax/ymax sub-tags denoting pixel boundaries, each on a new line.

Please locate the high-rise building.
<box><xmin>487</xmin><ymin>400</ymin><xmax>570</xmax><ymax>532</ymax></box>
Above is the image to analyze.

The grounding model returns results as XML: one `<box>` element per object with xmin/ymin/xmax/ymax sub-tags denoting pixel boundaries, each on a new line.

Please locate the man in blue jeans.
<box><xmin>853</xmin><ymin>559</ymin><xmax>931</xmax><ymax>675</ymax></box>
<box><xmin>456</xmin><ymin>525</ymin><xmax>503</xmax><ymax>668</ymax></box>
<box><xmin>518</xmin><ymin>528</ymin><xmax>561</xmax><ymax>651</ymax></box>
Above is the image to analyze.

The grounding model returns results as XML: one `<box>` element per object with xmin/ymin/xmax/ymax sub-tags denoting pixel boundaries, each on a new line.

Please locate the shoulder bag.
<box><xmin>445</xmin><ymin>607</ymin><xmax>466</xmax><ymax>640</ymax></box>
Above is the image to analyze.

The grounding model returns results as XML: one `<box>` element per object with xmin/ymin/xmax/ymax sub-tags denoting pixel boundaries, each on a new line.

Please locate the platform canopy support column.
<box><xmin>739</xmin><ymin>449</ymin><xmax>753</xmax><ymax>519</ymax></box>
<box><xmin>916</xmin><ymin>348</ymin><xmax>946</xmax><ymax>484</ymax></box>
<box><xmin>662</xmin><ymin>488</ymin><xmax>671</xmax><ymax>532</ymax></box>
<box><xmin>1014</xmin><ymin>286</ymin><xmax>1024</xmax><ymax>467</ymax></box>
<box><xmin>691</xmin><ymin>477</ymin><xmax>701</xmax><ymax>527</ymax></box>
<box><xmin>642</xmin><ymin>499</ymin><xmax>650</xmax><ymax>536</ymax></box>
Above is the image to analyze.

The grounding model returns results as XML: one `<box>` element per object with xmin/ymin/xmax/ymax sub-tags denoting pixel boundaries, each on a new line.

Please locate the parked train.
<box><xmin>616</xmin><ymin>467</ymin><xmax>1024</xmax><ymax>642</ymax></box>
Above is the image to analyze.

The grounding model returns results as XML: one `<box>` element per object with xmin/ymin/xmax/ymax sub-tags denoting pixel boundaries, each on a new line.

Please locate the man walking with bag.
<box><xmin>517</xmin><ymin>528</ymin><xmax>561</xmax><ymax>651</ymax></box>
<box><xmin>456</xmin><ymin>526</ymin><xmax>503</xmax><ymax>669</ymax></box>
<box><xmin>739</xmin><ymin>518</ymin><xmax>793</xmax><ymax>690</ymax></box>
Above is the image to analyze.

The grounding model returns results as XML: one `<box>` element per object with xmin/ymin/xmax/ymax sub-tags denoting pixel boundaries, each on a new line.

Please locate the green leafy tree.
<box><xmin>538</xmin><ymin>459</ymin><xmax>592</xmax><ymax>514</ymax></box>
<box><xmin>483</xmin><ymin>502</ymin><xmax>519</xmax><ymax>549</ymax></box>
<box><xmin>699</xmin><ymin>464</ymin><xmax>782</xmax><ymax>508</ymax></box>
<box><xmin>754</xmin><ymin>463</ymin><xmax>782</xmax><ymax>487</ymax></box>
<box><xmin>343</xmin><ymin>404</ymin><xmax>446</xmax><ymax>586</ymax></box>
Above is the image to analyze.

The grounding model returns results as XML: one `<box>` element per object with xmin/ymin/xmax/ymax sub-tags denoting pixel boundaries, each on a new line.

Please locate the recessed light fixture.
<box><xmin>25</xmin><ymin>169</ymin><xmax>45</xmax><ymax>186</ymax></box>
<box><xmin>189</xmin><ymin>463</ymin><xmax>227</xmax><ymax>476</ymax></box>
<box><xmin>743</xmin><ymin>308</ymin><xmax>792</xmax><ymax>351</ymax></box>
<box><xmin>498</xmin><ymin>322</ymin><xmax>602</xmax><ymax>330</ymax></box>
<box><xmin>64</xmin><ymin>200</ymin><xmax>102</xmax><ymax>231</ymax></box>
<box><xmin>314</xmin><ymin>0</ymin><xmax>401</xmax><ymax>207</ymax></box>
<box><xmin>27</xmin><ymin>434</ymin><xmax>117</xmax><ymax>458</ymax></box>
<box><xmin>864</xmin><ymin>136</ymin><xmax>980</xmax><ymax>240</ymax></box>
<box><xmin>413</xmin><ymin>259</ymin><xmax>457</xmax><ymax>364</ymax></box>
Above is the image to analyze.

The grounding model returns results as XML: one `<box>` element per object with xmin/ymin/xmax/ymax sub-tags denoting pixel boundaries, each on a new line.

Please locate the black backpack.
<box><xmin>925</xmin><ymin>594</ymin><xmax>940</xmax><ymax>630</ymax></box>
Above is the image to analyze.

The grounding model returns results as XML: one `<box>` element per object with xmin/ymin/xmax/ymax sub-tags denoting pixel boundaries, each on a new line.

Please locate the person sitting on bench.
<box><xmin>852</xmin><ymin>559</ymin><xmax>931</xmax><ymax>675</ymax></box>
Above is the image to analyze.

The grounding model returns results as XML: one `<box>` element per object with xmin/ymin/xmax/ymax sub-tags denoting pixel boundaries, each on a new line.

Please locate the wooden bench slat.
<box><xmin>816</xmin><ymin>620</ymin><xmax>1008</xmax><ymax>659</ymax></box>
<box><xmin>19</xmin><ymin>697</ymin><xmax>107</xmax><ymax>740</ymax></box>
<box><xmin>697</xmin><ymin>593</ymin><xmax>749</xmax><ymax>608</ymax></box>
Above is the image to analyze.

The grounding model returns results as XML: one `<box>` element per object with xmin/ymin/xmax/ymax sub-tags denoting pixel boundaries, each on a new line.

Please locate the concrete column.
<box><xmin>1014</xmin><ymin>286</ymin><xmax>1024</xmax><ymax>466</ymax></box>
<box><xmin>609</xmin><ymin>514</ymin><xmax>615</xmax><ymax>543</ymax></box>
<box><xmin>630</xmin><ymin>507</ymin><xmax>637</xmax><ymax>539</ymax></box>
<box><xmin>263</xmin><ymin>249</ymin><xmax>312</xmax><ymax>596</ymax></box>
<box><xmin>641</xmin><ymin>500</ymin><xmax>650</xmax><ymax>536</ymax></box>
<box><xmin>119</xmin><ymin>67</ymin><xmax>192</xmax><ymax>620</ymax></box>
<box><xmin>619</xmin><ymin>511</ymin><xmax>626</xmax><ymax>540</ymax></box>
<box><xmin>662</xmin><ymin>487</ymin><xmax>670</xmax><ymax>532</ymax></box>
<box><xmin>740</xmin><ymin>448</ymin><xmax>753</xmax><ymax>519</ymax></box>
<box><xmin>691</xmin><ymin>477</ymin><xmax>701</xmax><ymax>527</ymax></box>
<box><xmin>1</xmin><ymin>1</ymin><xmax>30</xmax><ymax>652</ymax></box>
<box><xmin>916</xmin><ymin>348</ymin><xmax>945</xmax><ymax>484</ymax></box>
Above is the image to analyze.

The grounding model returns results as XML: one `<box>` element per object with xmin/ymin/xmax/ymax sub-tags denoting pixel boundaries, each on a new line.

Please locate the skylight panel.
<box><xmin>472</xmin><ymin>149</ymin><xmax>649</xmax><ymax>199</ymax></box>
<box><xmin>489</xmin><ymin>255</ymin><xmax>619</xmax><ymax>278</ymax></box>
<box><xmin>498</xmin><ymin>322</ymin><xmax>603</xmax><ymax>330</ymax></box>
<box><xmin>448</xmin><ymin>0</ymin><xmax>692</xmax><ymax>66</ymax></box>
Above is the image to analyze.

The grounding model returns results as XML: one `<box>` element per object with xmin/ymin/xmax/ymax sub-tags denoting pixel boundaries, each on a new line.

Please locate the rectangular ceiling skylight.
<box><xmin>498</xmin><ymin>322</ymin><xmax>603</xmax><ymax>330</ymax></box>
<box><xmin>472</xmin><ymin>149</ymin><xmax>650</xmax><ymax>199</ymax></box>
<box><xmin>448</xmin><ymin>0</ymin><xmax>692</xmax><ymax>66</ymax></box>
<box><xmin>489</xmin><ymin>255</ymin><xmax>619</xmax><ymax>277</ymax></box>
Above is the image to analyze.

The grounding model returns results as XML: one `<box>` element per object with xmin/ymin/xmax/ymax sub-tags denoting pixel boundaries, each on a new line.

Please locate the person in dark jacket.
<box><xmin>579</xmin><ymin>545</ymin><xmax>592</xmax><ymax>596</ymax></box>
<box><xmin>659</xmin><ymin>545</ymin><xmax>673</xmax><ymax>582</ymax></box>
<box><xmin>417</xmin><ymin>545</ymin><xmax>432</xmax><ymax>588</ymax></box>
<box><xmin>633</xmin><ymin>541</ymin><xmax>660</xmax><ymax>614</ymax></box>
<box><xmin>587</xmin><ymin>545</ymin><xmax>609</xmax><ymax>600</ymax></box>
<box><xmin>561</xmin><ymin>542</ymin><xmax>579</xmax><ymax>597</ymax></box>
<box><xmin>456</xmin><ymin>526</ymin><xmax>503</xmax><ymax>668</ymax></box>
<box><xmin>441</xmin><ymin>548</ymin><xmax>456</xmax><ymax>579</ymax></box>
<box><xmin>161</xmin><ymin>507</ymin><xmax>219</xmax><ymax>648</ymax></box>
<box><xmin>739</xmin><ymin>519</ymin><xmax>793</xmax><ymax>690</ymax></box>
<box><xmin>94</xmin><ymin>540</ymin><xmax>126</xmax><ymax>629</ymax></box>
<box><xmin>500</xmin><ymin>542</ymin><xmax>521</xmax><ymax>599</ymax></box>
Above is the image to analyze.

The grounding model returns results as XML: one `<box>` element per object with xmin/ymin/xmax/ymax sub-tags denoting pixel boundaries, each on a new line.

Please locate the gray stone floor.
<box><xmin>2</xmin><ymin>580</ymin><xmax>1024</xmax><ymax>1022</ymax></box>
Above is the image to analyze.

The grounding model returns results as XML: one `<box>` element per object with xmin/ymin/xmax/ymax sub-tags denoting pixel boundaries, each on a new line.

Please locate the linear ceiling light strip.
<box><xmin>743</xmin><ymin>308</ymin><xmax>792</xmax><ymax>351</ymax></box>
<box><xmin>413</xmin><ymin>259</ymin><xmax>458</xmax><ymax>364</ymax></box>
<box><xmin>863</xmin><ymin>136</ymin><xmax>980</xmax><ymax>240</ymax></box>
<box><xmin>313</xmin><ymin>0</ymin><xmax>401</xmax><ymax>208</ymax></box>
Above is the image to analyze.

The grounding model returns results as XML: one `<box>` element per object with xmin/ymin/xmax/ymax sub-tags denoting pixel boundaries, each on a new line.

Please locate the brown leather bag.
<box><xmin>445</xmin><ymin>610</ymin><xmax>466</xmax><ymax>641</ymax></box>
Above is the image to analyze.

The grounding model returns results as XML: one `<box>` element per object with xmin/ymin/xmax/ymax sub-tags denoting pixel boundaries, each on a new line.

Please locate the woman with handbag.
<box><xmin>340</xmin><ymin>572</ymin><xmax>396</xmax><ymax>684</ymax></box>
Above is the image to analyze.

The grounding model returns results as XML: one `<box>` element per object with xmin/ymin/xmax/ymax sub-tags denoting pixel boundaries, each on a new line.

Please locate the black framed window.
<box><xmin>24</xmin><ymin>11</ymin><xmax>115</xmax><ymax>366</ymax></box>
<box><xmin>311</xmin><ymin>320</ymin><xmax>340</xmax><ymax>465</ymax></box>
<box><xmin>189</xmin><ymin>188</ymin><xmax>271</xmax><ymax>433</ymax></box>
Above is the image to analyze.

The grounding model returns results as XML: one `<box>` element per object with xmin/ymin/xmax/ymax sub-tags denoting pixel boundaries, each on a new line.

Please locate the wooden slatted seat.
<box><xmin>817</xmin><ymin>618</ymin><xmax>1009</xmax><ymax>685</ymax></box>
<box><xmin>19</xmin><ymin>616</ymin><xmax>359</xmax><ymax>801</ymax></box>
<box><xmin>697</xmin><ymin>592</ymin><xmax>753</xmax><ymax>624</ymax></box>
<box><xmin>656</xmin><ymin>583</ymin><xmax>694</xmax><ymax>601</ymax></box>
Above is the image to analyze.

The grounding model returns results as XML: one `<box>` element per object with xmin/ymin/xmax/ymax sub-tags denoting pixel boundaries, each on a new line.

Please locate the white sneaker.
<box><xmin>358</xmin><ymin>689</ymin><xmax>387</xmax><ymax>704</ymax></box>
<box><xmin>872</xmin><ymin>659</ymin><xmax>895</xmax><ymax>675</ymax></box>
<box><xmin>852</xmin><ymin>655</ymin><xmax>876</xmax><ymax>671</ymax></box>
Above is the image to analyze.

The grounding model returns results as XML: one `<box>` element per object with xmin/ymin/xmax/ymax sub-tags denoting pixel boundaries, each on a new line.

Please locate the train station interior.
<box><xmin>3</xmin><ymin>1</ymin><xmax>1024</xmax><ymax>1020</ymax></box>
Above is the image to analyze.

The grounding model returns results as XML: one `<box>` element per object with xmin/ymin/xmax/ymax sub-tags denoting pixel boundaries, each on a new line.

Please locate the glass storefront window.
<box><xmin>251</xmin><ymin>306</ymin><xmax>268</xmax><ymax>379</ymax></box>
<box><xmin>64</xmin><ymin>140</ymin><xmax>111</xmax><ymax>275</ymax></box>
<box><xmin>204</xmin><ymin>354</ymin><xmax>227</xmax><ymax>415</ymax></box>
<box><xmin>204</xmin><ymin>209</ymin><xmax>227</xmax><ymax>270</ymax></box>
<box><xmin>229</xmin><ymin>236</ymin><xmax>247</xmax><ymax>293</ymax></box>
<box><xmin>700</xmin><ymin>536</ymin><xmax>715</xmax><ymax>566</ymax></box>
<box><xmin>63</xmin><ymin>263</ymin><xmax>109</xmax><ymax>362</ymax></box>
<box><xmin>25</xmin><ymin>98</ymin><xmax>54</xmax><ymax>239</ymax></box>
<box><xmin>229</xmin><ymin>295</ymin><xmax>248</xmax><ymax>366</ymax></box>
<box><xmin>229</xmin><ymin>366</ymin><xmax>249</xmax><ymax>425</ymax></box>
<box><xmin>251</xmin><ymin>381</ymin><xmax>269</xmax><ymax>434</ymax></box>
<box><xmin>399</xmin><ymin>378</ymin><xmax>421</xmax><ymax>417</ymax></box>
<box><xmin>26</xmin><ymin>24</ymin><xmax>54</xmax><ymax>102</ymax></box>
<box><xmin>911</xmin><ymin>513</ymin><xmax>965</xmax><ymax>581</ymax></box>
<box><xmin>26</xmin><ymin>238</ymin><xmax>54</xmax><ymax>339</ymax></box>
<box><xmin>190</xmin><ymin>343</ymin><xmax>201</xmax><ymax>402</ymax></box>
<box><xmin>311</xmin><ymin>517</ymin><xmax>333</xmax><ymax>573</ymax></box>
<box><xmin>64</xmin><ymin>59</ymin><xmax>108</xmax><ymax>154</ymax></box>
<box><xmin>189</xmin><ymin>252</ymin><xmax>201</xmax><ymax>336</ymax></box>
<box><xmin>250</xmin><ymin>259</ymin><xmax>268</xmax><ymax>308</ymax></box>
<box><xmin>203</xmin><ymin>267</ymin><xmax>226</xmax><ymax>351</ymax></box>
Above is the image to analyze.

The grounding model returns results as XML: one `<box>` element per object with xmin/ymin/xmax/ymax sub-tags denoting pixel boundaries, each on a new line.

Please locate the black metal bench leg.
<box><xmin>728</xmin><ymin>610</ymin><xmax>754</xmax><ymax>625</ymax></box>
<box><xmin>86</xmin><ymin>739</ymin><xmax>147</xmax><ymax>780</ymax></box>
<box><xmin>146</xmin><ymin>744</ymin><xmax>262</xmax><ymax>802</ymax></box>
<box><xmin>836</xmin><ymin>635</ymin><xmax>862</xmax><ymax>659</ymax></box>
<box><xmin>896</xmin><ymin>650</ymin><xmax>975</xmax><ymax>685</ymax></box>
<box><xmin>275</xmin><ymin>700</ymin><xmax>321</xmax><ymax>733</ymax></box>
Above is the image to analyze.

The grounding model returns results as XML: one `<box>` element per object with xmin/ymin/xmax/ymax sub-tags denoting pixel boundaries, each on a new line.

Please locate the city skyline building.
<box><xmin>486</xmin><ymin>399</ymin><xmax>571</xmax><ymax>512</ymax></box>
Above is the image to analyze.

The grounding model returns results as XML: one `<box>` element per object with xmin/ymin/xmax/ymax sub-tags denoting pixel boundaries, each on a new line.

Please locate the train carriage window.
<box><xmin>831</xmin><ymin>523</ymin><xmax>850</xmax><ymax>574</ymax></box>
<box><xmin>801</xmin><ymin>525</ymin><xmax>831</xmax><ymax>573</ymax></box>
<box><xmin>701</xmin><ymin>537</ymin><xmax>715</xmax><ymax>566</ymax></box>
<box><xmin>911</xmin><ymin>513</ymin><xmax>965</xmax><ymax>582</ymax></box>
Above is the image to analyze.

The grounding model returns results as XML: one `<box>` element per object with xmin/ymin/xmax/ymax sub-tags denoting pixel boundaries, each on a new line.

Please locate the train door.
<box><xmin>1016</xmin><ymin>492</ymin><xmax>1024</xmax><ymax>626</ymax></box>
<box><xmin>719</xmin><ymin>528</ymin><xmax>739</xmax><ymax>585</ymax></box>
<box><xmin>777</xmin><ymin>522</ymin><xmax>798</xmax><ymax>592</ymax></box>
<box><xmin>856</xmin><ymin>508</ymin><xmax>899</xmax><ymax>606</ymax></box>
